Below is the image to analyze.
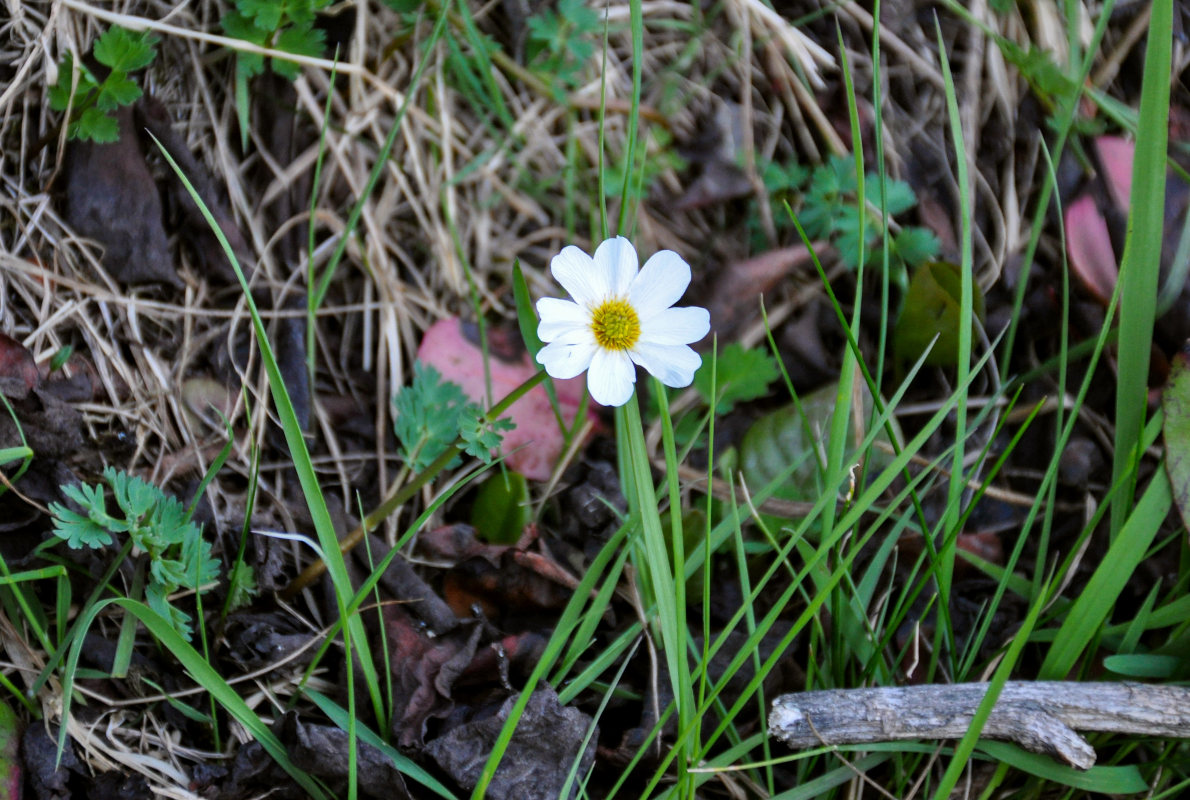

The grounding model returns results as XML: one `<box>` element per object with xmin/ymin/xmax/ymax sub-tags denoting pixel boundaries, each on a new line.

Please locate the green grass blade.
<box><xmin>150</xmin><ymin>137</ymin><xmax>385</xmax><ymax>726</ymax></box>
<box><xmin>61</xmin><ymin>598</ymin><xmax>327</xmax><ymax>798</ymax></box>
<box><xmin>1110</xmin><ymin>0</ymin><xmax>1172</xmax><ymax>536</ymax></box>
<box><xmin>307</xmin><ymin>690</ymin><xmax>458</xmax><ymax>800</ymax></box>
<box><xmin>976</xmin><ymin>742</ymin><xmax>1147</xmax><ymax>793</ymax></box>
<box><xmin>1040</xmin><ymin>472</ymin><xmax>1172</xmax><ymax>679</ymax></box>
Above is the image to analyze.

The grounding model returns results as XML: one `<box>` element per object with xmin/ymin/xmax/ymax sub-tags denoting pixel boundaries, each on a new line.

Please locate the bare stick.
<box><xmin>769</xmin><ymin>682</ymin><xmax>1190</xmax><ymax>770</ymax></box>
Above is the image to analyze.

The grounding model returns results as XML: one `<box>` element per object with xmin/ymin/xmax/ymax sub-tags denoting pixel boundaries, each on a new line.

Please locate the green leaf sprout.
<box><xmin>49</xmin><ymin>27</ymin><xmax>159</xmax><ymax>143</ymax></box>
<box><xmin>393</xmin><ymin>362</ymin><xmax>515</xmax><ymax>471</ymax></box>
<box><xmin>49</xmin><ymin>467</ymin><xmax>218</xmax><ymax>640</ymax></box>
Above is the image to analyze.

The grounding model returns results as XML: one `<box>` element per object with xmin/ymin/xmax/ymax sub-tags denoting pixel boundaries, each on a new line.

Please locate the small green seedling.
<box><xmin>49</xmin><ymin>467</ymin><xmax>219</xmax><ymax>639</ymax></box>
<box><xmin>393</xmin><ymin>362</ymin><xmax>515</xmax><ymax>472</ymax></box>
<box><xmin>526</xmin><ymin>0</ymin><xmax>602</xmax><ymax>98</ymax></box>
<box><xmin>692</xmin><ymin>342</ymin><xmax>780</xmax><ymax>414</ymax></box>
<box><xmin>221</xmin><ymin>0</ymin><xmax>330</xmax><ymax>81</ymax></box>
<box><xmin>49</xmin><ymin>26</ymin><xmax>159</xmax><ymax>143</ymax></box>
<box><xmin>757</xmin><ymin>154</ymin><xmax>940</xmax><ymax>287</ymax></box>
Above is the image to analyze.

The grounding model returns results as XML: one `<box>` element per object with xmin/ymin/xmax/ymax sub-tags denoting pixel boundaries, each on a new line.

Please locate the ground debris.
<box><xmin>425</xmin><ymin>687</ymin><xmax>595</xmax><ymax>800</ymax></box>
<box><xmin>61</xmin><ymin>105</ymin><xmax>178</xmax><ymax>287</ymax></box>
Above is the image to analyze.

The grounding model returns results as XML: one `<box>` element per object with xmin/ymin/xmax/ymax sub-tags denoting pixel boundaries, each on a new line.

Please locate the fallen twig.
<box><xmin>769</xmin><ymin>681</ymin><xmax>1190</xmax><ymax>770</ymax></box>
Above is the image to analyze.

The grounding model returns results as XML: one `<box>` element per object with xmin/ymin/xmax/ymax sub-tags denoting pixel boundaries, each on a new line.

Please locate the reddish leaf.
<box><xmin>416</xmin><ymin>319</ymin><xmax>593</xmax><ymax>480</ymax></box>
<box><xmin>1097</xmin><ymin>135</ymin><xmax>1134</xmax><ymax>208</ymax></box>
<box><xmin>1065</xmin><ymin>194</ymin><xmax>1117</xmax><ymax>303</ymax></box>
<box><xmin>0</xmin><ymin>332</ymin><xmax>38</xmax><ymax>392</ymax></box>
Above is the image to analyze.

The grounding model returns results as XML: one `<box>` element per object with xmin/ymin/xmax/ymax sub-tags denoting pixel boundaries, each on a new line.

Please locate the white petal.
<box><xmin>536</xmin><ymin>340</ymin><xmax>596</xmax><ymax>380</ymax></box>
<box><xmin>536</xmin><ymin>298</ymin><xmax>590</xmax><ymax>342</ymax></box>
<box><xmin>587</xmin><ymin>348</ymin><xmax>637</xmax><ymax>406</ymax></box>
<box><xmin>639</xmin><ymin>306</ymin><xmax>710</xmax><ymax>346</ymax></box>
<box><xmin>551</xmin><ymin>245</ymin><xmax>609</xmax><ymax>306</ymax></box>
<box><xmin>593</xmin><ymin>236</ymin><xmax>639</xmax><ymax>297</ymax></box>
<box><xmin>630</xmin><ymin>342</ymin><xmax>703</xmax><ymax>388</ymax></box>
<box><xmin>630</xmin><ymin>250</ymin><xmax>691</xmax><ymax>321</ymax></box>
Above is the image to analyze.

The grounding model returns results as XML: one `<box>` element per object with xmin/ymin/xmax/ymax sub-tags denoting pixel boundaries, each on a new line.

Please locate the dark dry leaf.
<box><xmin>419</xmin><ymin>524</ymin><xmax>578</xmax><ymax>622</ymax></box>
<box><xmin>384</xmin><ymin>604</ymin><xmax>483</xmax><ymax>748</ymax></box>
<box><xmin>424</xmin><ymin>687</ymin><xmax>595</xmax><ymax>800</ymax></box>
<box><xmin>0</xmin><ymin>380</ymin><xmax>84</xmax><ymax>462</ymax></box>
<box><xmin>208</xmin><ymin>740</ymin><xmax>302</xmax><ymax>800</ymax></box>
<box><xmin>674</xmin><ymin>101</ymin><xmax>755</xmax><ymax>210</ymax></box>
<box><xmin>277</xmin><ymin>712</ymin><xmax>411</xmax><ymax>800</ymax></box>
<box><xmin>705</xmin><ymin>245</ymin><xmax>815</xmax><ymax>339</ymax></box>
<box><xmin>87</xmin><ymin>771</ymin><xmax>151</xmax><ymax>800</ymax></box>
<box><xmin>21</xmin><ymin>724</ymin><xmax>81</xmax><ymax>800</ymax></box>
<box><xmin>62</xmin><ymin>105</ymin><xmax>179</xmax><ymax>287</ymax></box>
<box><xmin>222</xmin><ymin>612</ymin><xmax>321</xmax><ymax>672</ymax></box>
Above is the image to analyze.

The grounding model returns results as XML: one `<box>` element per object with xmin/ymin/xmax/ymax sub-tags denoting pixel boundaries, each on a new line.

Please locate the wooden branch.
<box><xmin>769</xmin><ymin>682</ymin><xmax>1190</xmax><ymax>770</ymax></box>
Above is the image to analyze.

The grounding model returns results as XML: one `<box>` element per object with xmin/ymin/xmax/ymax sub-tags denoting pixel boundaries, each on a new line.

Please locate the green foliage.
<box><xmin>458</xmin><ymin>406</ymin><xmax>516</xmax><ymax>464</ymax></box>
<box><xmin>1000</xmin><ymin>41</ymin><xmax>1079</xmax><ymax>109</ymax></box>
<box><xmin>892</xmin><ymin>260</ymin><xmax>986</xmax><ymax>368</ymax></box>
<box><xmin>48</xmin><ymin>27</ymin><xmax>159</xmax><ymax>142</ymax></box>
<box><xmin>598</xmin><ymin>129</ymin><xmax>684</xmax><ymax>205</ymax></box>
<box><xmin>733</xmin><ymin>380</ymin><xmax>900</xmax><ymax>524</ymax></box>
<box><xmin>393</xmin><ymin>363</ymin><xmax>514</xmax><ymax>471</ymax></box>
<box><xmin>49</xmin><ymin>468</ymin><xmax>218</xmax><ymax>639</ymax></box>
<box><xmin>692</xmin><ymin>343</ymin><xmax>779</xmax><ymax>414</ymax></box>
<box><xmin>527</xmin><ymin>0</ymin><xmax>602</xmax><ymax>98</ymax></box>
<box><xmin>470</xmin><ymin>472</ymin><xmax>530</xmax><ymax>544</ymax></box>
<box><xmin>758</xmin><ymin>153</ymin><xmax>939</xmax><ymax>275</ymax></box>
<box><xmin>394</xmin><ymin>363</ymin><xmax>472</xmax><ymax>471</ymax></box>
<box><xmin>221</xmin><ymin>0</ymin><xmax>329</xmax><ymax>80</ymax></box>
<box><xmin>225</xmin><ymin>560</ymin><xmax>260</xmax><ymax>612</ymax></box>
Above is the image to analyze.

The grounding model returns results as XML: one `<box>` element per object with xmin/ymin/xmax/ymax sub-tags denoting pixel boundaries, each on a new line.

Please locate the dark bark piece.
<box><xmin>769</xmin><ymin>681</ymin><xmax>1190</xmax><ymax>770</ymax></box>
<box><xmin>424</xmin><ymin>687</ymin><xmax>596</xmax><ymax>800</ymax></box>
<box><xmin>62</xmin><ymin>106</ymin><xmax>179</xmax><ymax>287</ymax></box>
<box><xmin>358</xmin><ymin>532</ymin><xmax>459</xmax><ymax>634</ymax></box>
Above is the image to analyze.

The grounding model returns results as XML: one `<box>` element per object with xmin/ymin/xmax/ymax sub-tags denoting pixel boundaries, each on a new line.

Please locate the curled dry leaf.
<box><xmin>424</xmin><ymin>687</ymin><xmax>596</xmax><ymax>800</ymax></box>
<box><xmin>419</xmin><ymin>523</ymin><xmax>579</xmax><ymax>621</ymax></box>
<box><xmin>384</xmin><ymin>603</ymin><xmax>484</xmax><ymax>748</ymax></box>
<box><xmin>0</xmin><ymin>333</ymin><xmax>39</xmax><ymax>393</ymax></box>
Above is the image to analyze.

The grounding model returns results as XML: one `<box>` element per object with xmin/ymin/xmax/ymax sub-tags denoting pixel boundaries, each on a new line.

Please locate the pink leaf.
<box><xmin>416</xmin><ymin>319</ymin><xmax>593</xmax><ymax>480</ymax></box>
<box><xmin>1096</xmin><ymin>135</ymin><xmax>1134</xmax><ymax>209</ymax></box>
<box><xmin>1065</xmin><ymin>194</ymin><xmax>1117</xmax><ymax>303</ymax></box>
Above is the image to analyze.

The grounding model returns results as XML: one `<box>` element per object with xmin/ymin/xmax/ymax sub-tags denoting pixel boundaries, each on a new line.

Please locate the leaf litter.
<box><xmin>0</xmin><ymin>0</ymin><xmax>1185</xmax><ymax>797</ymax></box>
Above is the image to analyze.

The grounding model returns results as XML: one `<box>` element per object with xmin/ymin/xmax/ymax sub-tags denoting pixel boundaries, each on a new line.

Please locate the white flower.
<box><xmin>535</xmin><ymin>236</ymin><xmax>710</xmax><ymax>407</ymax></box>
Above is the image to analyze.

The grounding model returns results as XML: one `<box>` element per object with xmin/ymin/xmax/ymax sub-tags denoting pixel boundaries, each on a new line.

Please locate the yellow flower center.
<box><xmin>590</xmin><ymin>297</ymin><xmax>641</xmax><ymax>351</ymax></box>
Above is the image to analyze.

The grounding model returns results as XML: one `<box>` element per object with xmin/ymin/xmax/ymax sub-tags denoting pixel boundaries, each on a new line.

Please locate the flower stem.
<box><xmin>619</xmin><ymin>389</ymin><xmax>693</xmax><ymax>784</ymax></box>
